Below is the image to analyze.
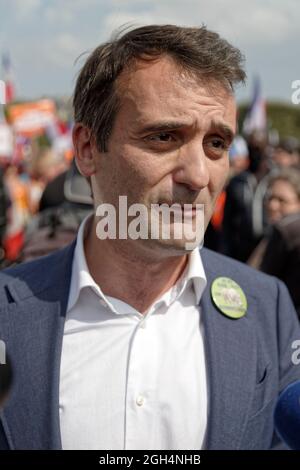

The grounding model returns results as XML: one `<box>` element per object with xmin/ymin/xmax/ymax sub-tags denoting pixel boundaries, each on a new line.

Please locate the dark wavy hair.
<box><xmin>73</xmin><ymin>24</ymin><xmax>246</xmax><ymax>152</ymax></box>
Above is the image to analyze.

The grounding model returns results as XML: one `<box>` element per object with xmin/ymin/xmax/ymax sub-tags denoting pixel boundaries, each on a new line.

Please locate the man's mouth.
<box><xmin>156</xmin><ymin>202</ymin><xmax>202</xmax><ymax>216</ymax></box>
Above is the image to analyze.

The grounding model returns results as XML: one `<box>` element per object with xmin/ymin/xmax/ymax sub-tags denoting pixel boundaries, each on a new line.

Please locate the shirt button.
<box><xmin>136</xmin><ymin>395</ymin><xmax>145</xmax><ymax>406</ymax></box>
<box><xmin>99</xmin><ymin>299</ymin><xmax>106</xmax><ymax>307</ymax></box>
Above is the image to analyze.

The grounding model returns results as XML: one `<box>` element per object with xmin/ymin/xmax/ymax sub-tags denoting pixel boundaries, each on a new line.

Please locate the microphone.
<box><xmin>0</xmin><ymin>355</ymin><xmax>13</xmax><ymax>409</ymax></box>
<box><xmin>274</xmin><ymin>381</ymin><xmax>300</xmax><ymax>450</ymax></box>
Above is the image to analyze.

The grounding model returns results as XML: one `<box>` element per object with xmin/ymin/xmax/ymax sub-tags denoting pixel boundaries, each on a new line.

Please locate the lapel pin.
<box><xmin>211</xmin><ymin>276</ymin><xmax>247</xmax><ymax>319</ymax></box>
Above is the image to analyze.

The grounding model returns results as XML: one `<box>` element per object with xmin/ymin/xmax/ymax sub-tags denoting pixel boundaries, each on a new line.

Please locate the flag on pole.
<box><xmin>1</xmin><ymin>52</ymin><xmax>15</xmax><ymax>104</ymax></box>
<box><xmin>243</xmin><ymin>77</ymin><xmax>267</xmax><ymax>135</ymax></box>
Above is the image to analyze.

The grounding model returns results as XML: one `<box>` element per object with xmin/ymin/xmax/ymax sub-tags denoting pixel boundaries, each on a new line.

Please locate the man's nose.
<box><xmin>172</xmin><ymin>143</ymin><xmax>210</xmax><ymax>191</ymax></box>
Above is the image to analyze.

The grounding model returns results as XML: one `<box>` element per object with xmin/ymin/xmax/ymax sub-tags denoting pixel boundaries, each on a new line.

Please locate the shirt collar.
<box><xmin>67</xmin><ymin>214</ymin><xmax>109</xmax><ymax>313</ymax></box>
<box><xmin>67</xmin><ymin>215</ymin><xmax>207</xmax><ymax>314</ymax></box>
<box><xmin>183</xmin><ymin>246</ymin><xmax>207</xmax><ymax>304</ymax></box>
<box><xmin>161</xmin><ymin>244</ymin><xmax>207</xmax><ymax>309</ymax></box>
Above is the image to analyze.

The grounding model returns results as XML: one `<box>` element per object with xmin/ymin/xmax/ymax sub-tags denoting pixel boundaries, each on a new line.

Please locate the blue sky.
<box><xmin>0</xmin><ymin>0</ymin><xmax>299</xmax><ymax>103</ymax></box>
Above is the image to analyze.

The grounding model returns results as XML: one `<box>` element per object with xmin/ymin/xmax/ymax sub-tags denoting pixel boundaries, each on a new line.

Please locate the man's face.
<box><xmin>87</xmin><ymin>56</ymin><xmax>236</xmax><ymax>256</ymax></box>
<box><xmin>267</xmin><ymin>179</ymin><xmax>300</xmax><ymax>223</ymax></box>
<box><xmin>273</xmin><ymin>148</ymin><xmax>299</xmax><ymax>168</ymax></box>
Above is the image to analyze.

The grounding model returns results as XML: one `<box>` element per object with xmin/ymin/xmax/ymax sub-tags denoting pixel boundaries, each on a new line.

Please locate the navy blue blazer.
<box><xmin>0</xmin><ymin>241</ymin><xmax>299</xmax><ymax>450</ymax></box>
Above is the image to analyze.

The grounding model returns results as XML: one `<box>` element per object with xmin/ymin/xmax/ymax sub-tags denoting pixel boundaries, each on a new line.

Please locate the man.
<box><xmin>0</xmin><ymin>25</ymin><xmax>299</xmax><ymax>450</ymax></box>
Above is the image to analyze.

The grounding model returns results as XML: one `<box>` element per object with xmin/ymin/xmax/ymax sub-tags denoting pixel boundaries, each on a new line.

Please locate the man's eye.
<box><xmin>210</xmin><ymin>138</ymin><xmax>226</xmax><ymax>149</ymax></box>
<box><xmin>147</xmin><ymin>133</ymin><xmax>174</xmax><ymax>142</ymax></box>
<box><xmin>205</xmin><ymin>137</ymin><xmax>229</xmax><ymax>155</ymax></box>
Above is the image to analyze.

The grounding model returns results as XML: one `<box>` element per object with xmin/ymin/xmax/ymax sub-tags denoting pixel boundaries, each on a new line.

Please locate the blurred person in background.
<box><xmin>20</xmin><ymin>159</ymin><xmax>93</xmax><ymax>261</ymax></box>
<box><xmin>27</xmin><ymin>147</ymin><xmax>69</xmax><ymax>215</ymax></box>
<box><xmin>3</xmin><ymin>164</ymin><xmax>30</xmax><ymax>262</ymax></box>
<box><xmin>2</xmin><ymin>144</ymin><xmax>69</xmax><ymax>263</ymax></box>
<box><xmin>204</xmin><ymin>135</ymin><xmax>249</xmax><ymax>252</ymax></box>
<box><xmin>258</xmin><ymin>169</ymin><xmax>300</xmax><ymax>316</ymax></box>
<box><xmin>222</xmin><ymin>130</ymin><xmax>270</xmax><ymax>261</ymax></box>
<box><xmin>272</xmin><ymin>137</ymin><xmax>300</xmax><ymax>169</ymax></box>
<box><xmin>228</xmin><ymin>134</ymin><xmax>249</xmax><ymax>177</ymax></box>
<box><xmin>0</xmin><ymin>163</ymin><xmax>10</xmax><ymax>266</ymax></box>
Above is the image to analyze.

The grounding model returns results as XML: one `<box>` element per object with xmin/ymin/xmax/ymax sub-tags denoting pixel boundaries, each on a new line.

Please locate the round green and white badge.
<box><xmin>211</xmin><ymin>277</ymin><xmax>247</xmax><ymax>319</ymax></box>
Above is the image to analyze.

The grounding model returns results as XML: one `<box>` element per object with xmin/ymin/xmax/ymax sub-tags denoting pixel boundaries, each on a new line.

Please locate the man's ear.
<box><xmin>72</xmin><ymin>123</ymin><xmax>97</xmax><ymax>177</ymax></box>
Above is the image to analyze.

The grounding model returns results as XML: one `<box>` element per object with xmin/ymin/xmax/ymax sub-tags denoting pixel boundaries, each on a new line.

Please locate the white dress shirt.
<box><xmin>59</xmin><ymin>216</ymin><xmax>208</xmax><ymax>450</ymax></box>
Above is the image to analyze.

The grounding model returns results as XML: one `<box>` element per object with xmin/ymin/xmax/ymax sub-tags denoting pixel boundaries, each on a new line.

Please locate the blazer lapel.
<box><xmin>200</xmin><ymin>257</ymin><xmax>258</xmax><ymax>450</ymax></box>
<box><xmin>0</xmin><ymin>241</ymin><xmax>76</xmax><ymax>449</ymax></box>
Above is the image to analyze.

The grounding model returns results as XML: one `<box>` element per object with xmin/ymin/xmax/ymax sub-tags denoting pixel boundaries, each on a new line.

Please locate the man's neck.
<box><xmin>84</xmin><ymin>218</ymin><xmax>188</xmax><ymax>314</ymax></box>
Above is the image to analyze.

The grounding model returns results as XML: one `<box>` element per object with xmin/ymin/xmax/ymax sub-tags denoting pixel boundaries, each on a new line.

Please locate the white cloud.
<box><xmin>101</xmin><ymin>12</ymin><xmax>157</xmax><ymax>39</ymax></box>
<box><xmin>47</xmin><ymin>33</ymin><xmax>85</xmax><ymax>68</ymax></box>
<box><xmin>5</xmin><ymin>0</ymin><xmax>42</xmax><ymax>21</ymax></box>
<box><xmin>2</xmin><ymin>0</ymin><xmax>300</xmax><ymax>99</ymax></box>
<box><xmin>101</xmin><ymin>0</ymin><xmax>300</xmax><ymax>46</ymax></box>
<box><xmin>42</xmin><ymin>0</ymin><xmax>105</xmax><ymax>26</ymax></box>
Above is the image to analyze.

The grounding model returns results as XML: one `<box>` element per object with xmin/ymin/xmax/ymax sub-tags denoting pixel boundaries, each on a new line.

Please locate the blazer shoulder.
<box><xmin>201</xmin><ymin>247</ymin><xmax>279</xmax><ymax>292</ymax></box>
<box><xmin>0</xmin><ymin>241</ymin><xmax>76</xmax><ymax>301</ymax></box>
